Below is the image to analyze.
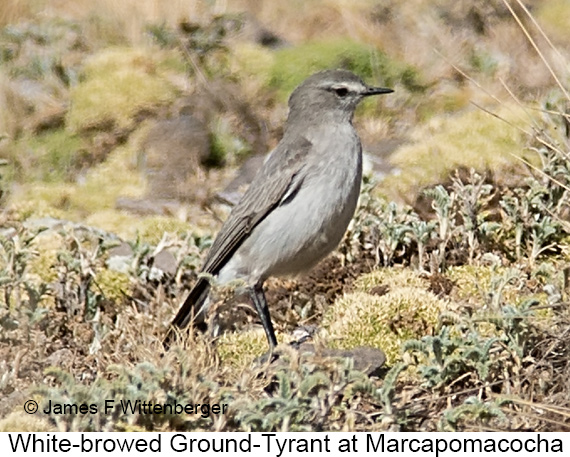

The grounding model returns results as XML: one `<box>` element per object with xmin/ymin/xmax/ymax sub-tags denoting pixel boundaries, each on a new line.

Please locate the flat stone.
<box><xmin>298</xmin><ymin>343</ymin><xmax>387</xmax><ymax>377</ymax></box>
<box><xmin>263</xmin><ymin>343</ymin><xmax>387</xmax><ymax>377</ymax></box>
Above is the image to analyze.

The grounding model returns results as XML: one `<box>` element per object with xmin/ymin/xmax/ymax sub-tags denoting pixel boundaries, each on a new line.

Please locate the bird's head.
<box><xmin>287</xmin><ymin>69</ymin><xmax>393</xmax><ymax>124</ymax></box>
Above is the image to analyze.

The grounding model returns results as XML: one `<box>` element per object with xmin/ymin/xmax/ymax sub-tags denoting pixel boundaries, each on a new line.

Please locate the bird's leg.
<box><xmin>249</xmin><ymin>282</ymin><xmax>278</xmax><ymax>350</ymax></box>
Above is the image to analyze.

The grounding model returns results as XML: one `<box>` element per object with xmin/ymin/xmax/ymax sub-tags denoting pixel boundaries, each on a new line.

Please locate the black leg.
<box><xmin>249</xmin><ymin>282</ymin><xmax>278</xmax><ymax>350</ymax></box>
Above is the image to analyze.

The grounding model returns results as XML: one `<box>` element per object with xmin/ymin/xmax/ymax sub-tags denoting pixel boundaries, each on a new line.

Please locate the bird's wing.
<box><xmin>202</xmin><ymin>135</ymin><xmax>313</xmax><ymax>275</ymax></box>
<box><xmin>165</xmin><ymin>135</ymin><xmax>313</xmax><ymax>343</ymax></box>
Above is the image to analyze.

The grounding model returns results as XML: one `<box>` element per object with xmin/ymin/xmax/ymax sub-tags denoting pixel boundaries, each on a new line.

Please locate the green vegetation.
<box><xmin>269</xmin><ymin>40</ymin><xmax>424</xmax><ymax>100</ymax></box>
<box><xmin>382</xmin><ymin>108</ymin><xmax>533</xmax><ymax>200</ymax></box>
<box><xmin>67</xmin><ymin>48</ymin><xmax>180</xmax><ymax>132</ymax></box>
<box><xmin>323</xmin><ymin>269</ymin><xmax>445</xmax><ymax>364</ymax></box>
<box><xmin>6</xmin><ymin>130</ymin><xmax>84</xmax><ymax>182</ymax></box>
<box><xmin>536</xmin><ymin>0</ymin><xmax>570</xmax><ymax>41</ymax></box>
<box><xmin>10</xmin><ymin>142</ymin><xmax>146</xmax><ymax>236</ymax></box>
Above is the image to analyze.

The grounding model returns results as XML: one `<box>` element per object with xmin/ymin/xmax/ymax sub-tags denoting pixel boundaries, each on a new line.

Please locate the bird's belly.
<box><xmin>225</xmin><ymin>152</ymin><xmax>362</xmax><ymax>284</ymax></box>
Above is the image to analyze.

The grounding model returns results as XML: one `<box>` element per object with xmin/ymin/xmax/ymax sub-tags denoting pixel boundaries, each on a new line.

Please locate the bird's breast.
<box><xmin>223</xmin><ymin>123</ymin><xmax>363</xmax><ymax>284</ymax></box>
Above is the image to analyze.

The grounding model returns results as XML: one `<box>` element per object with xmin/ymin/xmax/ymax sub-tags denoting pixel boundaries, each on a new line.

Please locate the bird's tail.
<box><xmin>163</xmin><ymin>277</ymin><xmax>211</xmax><ymax>349</ymax></box>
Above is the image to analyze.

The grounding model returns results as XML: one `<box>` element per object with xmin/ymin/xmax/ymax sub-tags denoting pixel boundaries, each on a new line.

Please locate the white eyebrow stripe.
<box><xmin>329</xmin><ymin>81</ymin><xmax>365</xmax><ymax>92</ymax></box>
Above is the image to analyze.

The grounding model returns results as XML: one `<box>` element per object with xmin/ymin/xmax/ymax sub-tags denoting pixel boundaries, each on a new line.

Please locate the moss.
<box><xmin>137</xmin><ymin>216</ymin><xmax>191</xmax><ymax>244</ymax></box>
<box><xmin>95</xmin><ymin>268</ymin><xmax>130</xmax><ymax>302</ymax></box>
<box><xmin>354</xmin><ymin>267</ymin><xmax>429</xmax><ymax>292</ymax></box>
<box><xmin>7</xmin><ymin>140</ymin><xmax>145</xmax><ymax>235</ymax></box>
<box><xmin>82</xmin><ymin>210</ymin><xmax>139</xmax><ymax>239</ymax></box>
<box><xmin>415</xmin><ymin>85</ymin><xmax>471</xmax><ymax>120</ymax></box>
<box><xmin>323</xmin><ymin>268</ymin><xmax>445</xmax><ymax>364</ymax></box>
<box><xmin>5</xmin><ymin>130</ymin><xmax>85</xmax><ymax>182</ymax></box>
<box><xmin>447</xmin><ymin>265</ymin><xmax>548</xmax><ymax>309</ymax></box>
<box><xmin>381</xmin><ymin>107</ymin><xmax>534</xmax><ymax>199</ymax></box>
<box><xmin>268</xmin><ymin>39</ymin><xmax>424</xmax><ymax>100</ymax></box>
<box><xmin>8</xmin><ymin>188</ymin><xmax>69</xmax><ymax>221</ymax></box>
<box><xmin>230</xmin><ymin>43</ymin><xmax>274</xmax><ymax>86</ymax></box>
<box><xmin>0</xmin><ymin>411</ymin><xmax>54</xmax><ymax>432</ymax></box>
<box><xmin>323</xmin><ymin>288</ymin><xmax>445</xmax><ymax>365</ymax></box>
<box><xmin>447</xmin><ymin>265</ymin><xmax>496</xmax><ymax>303</ymax></box>
<box><xmin>31</xmin><ymin>143</ymin><xmax>142</xmax><ymax>214</ymax></box>
<box><xmin>71</xmin><ymin>144</ymin><xmax>144</xmax><ymax>210</ymax></box>
<box><xmin>216</xmin><ymin>329</ymin><xmax>270</xmax><ymax>367</ymax></box>
<box><xmin>536</xmin><ymin>0</ymin><xmax>570</xmax><ymax>42</ymax></box>
<box><xmin>67</xmin><ymin>47</ymin><xmax>180</xmax><ymax>132</ymax></box>
<box><xmin>208</xmin><ymin>117</ymin><xmax>251</xmax><ymax>167</ymax></box>
<box><xmin>27</xmin><ymin>232</ymin><xmax>62</xmax><ymax>284</ymax></box>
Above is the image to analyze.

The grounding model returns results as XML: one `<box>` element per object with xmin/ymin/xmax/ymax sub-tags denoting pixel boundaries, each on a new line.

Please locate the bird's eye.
<box><xmin>334</xmin><ymin>87</ymin><xmax>349</xmax><ymax>97</ymax></box>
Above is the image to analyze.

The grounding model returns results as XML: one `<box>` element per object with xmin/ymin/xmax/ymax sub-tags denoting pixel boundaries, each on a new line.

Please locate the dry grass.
<box><xmin>0</xmin><ymin>0</ymin><xmax>31</xmax><ymax>27</ymax></box>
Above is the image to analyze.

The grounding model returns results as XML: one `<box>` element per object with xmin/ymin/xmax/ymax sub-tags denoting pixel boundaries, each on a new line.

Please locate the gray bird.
<box><xmin>165</xmin><ymin>69</ymin><xmax>393</xmax><ymax>351</ymax></box>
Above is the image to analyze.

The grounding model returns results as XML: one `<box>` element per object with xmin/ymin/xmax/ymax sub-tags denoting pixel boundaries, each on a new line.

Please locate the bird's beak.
<box><xmin>363</xmin><ymin>86</ymin><xmax>394</xmax><ymax>96</ymax></box>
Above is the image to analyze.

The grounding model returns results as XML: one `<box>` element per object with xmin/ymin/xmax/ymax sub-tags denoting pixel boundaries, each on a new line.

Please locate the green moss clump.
<box><xmin>230</xmin><ymin>43</ymin><xmax>274</xmax><ymax>86</ymax></box>
<box><xmin>8</xmin><ymin>141</ymin><xmax>145</xmax><ymax>236</ymax></box>
<box><xmin>216</xmin><ymin>330</ymin><xmax>269</xmax><ymax>367</ymax></box>
<box><xmin>5</xmin><ymin>130</ymin><xmax>84</xmax><ymax>182</ymax></box>
<box><xmin>415</xmin><ymin>85</ymin><xmax>471</xmax><ymax>120</ymax></box>
<box><xmin>323</xmin><ymin>288</ymin><xmax>445</xmax><ymax>365</ymax></box>
<box><xmin>536</xmin><ymin>0</ymin><xmax>570</xmax><ymax>42</ymax></box>
<box><xmin>208</xmin><ymin>117</ymin><xmax>251</xmax><ymax>167</ymax></box>
<box><xmin>0</xmin><ymin>412</ymin><xmax>54</xmax><ymax>432</ymax></box>
<box><xmin>382</xmin><ymin>107</ymin><xmax>533</xmax><ymax>199</ymax></box>
<box><xmin>69</xmin><ymin>143</ymin><xmax>145</xmax><ymax>211</ymax></box>
<box><xmin>447</xmin><ymin>265</ymin><xmax>495</xmax><ymax>303</ymax></box>
<box><xmin>137</xmin><ymin>216</ymin><xmax>192</xmax><ymax>244</ymax></box>
<box><xmin>268</xmin><ymin>39</ymin><xmax>424</xmax><ymax>100</ymax></box>
<box><xmin>67</xmin><ymin>47</ymin><xmax>180</xmax><ymax>132</ymax></box>
<box><xmin>354</xmin><ymin>267</ymin><xmax>429</xmax><ymax>292</ymax></box>
<box><xmin>27</xmin><ymin>233</ymin><xmax>62</xmax><ymax>284</ymax></box>
<box><xmin>447</xmin><ymin>265</ymin><xmax>548</xmax><ymax>310</ymax></box>
<box><xmin>323</xmin><ymin>268</ymin><xmax>445</xmax><ymax>364</ymax></box>
<box><xmin>8</xmin><ymin>185</ymin><xmax>70</xmax><ymax>220</ymax></box>
<box><xmin>95</xmin><ymin>269</ymin><xmax>130</xmax><ymax>302</ymax></box>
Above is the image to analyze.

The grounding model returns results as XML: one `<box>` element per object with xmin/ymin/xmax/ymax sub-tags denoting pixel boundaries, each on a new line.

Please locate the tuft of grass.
<box><xmin>216</xmin><ymin>330</ymin><xmax>269</xmax><ymax>367</ymax></box>
<box><xmin>5</xmin><ymin>130</ymin><xmax>85</xmax><ymax>183</ymax></box>
<box><xmin>230</xmin><ymin>43</ymin><xmax>275</xmax><ymax>88</ymax></box>
<box><xmin>536</xmin><ymin>0</ymin><xmax>570</xmax><ymax>42</ymax></box>
<box><xmin>268</xmin><ymin>39</ymin><xmax>424</xmax><ymax>100</ymax></box>
<box><xmin>382</xmin><ymin>107</ymin><xmax>534</xmax><ymax>200</ymax></box>
<box><xmin>137</xmin><ymin>217</ymin><xmax>193</xmax><ymax>244</ymax></box>
<box><xmin>323</xmin><ymin>269</ymin><xmax>445</xmax><ymax>364</ymax></box>
<box><xmin>67</xmin><ymin>47</ymin><xmax>181</xmax><ymax>132</ymax></box>
<box><xmin>0</xmin><ymin>412</ymin><xmax>53</xmax><ymax>432</ymax></box>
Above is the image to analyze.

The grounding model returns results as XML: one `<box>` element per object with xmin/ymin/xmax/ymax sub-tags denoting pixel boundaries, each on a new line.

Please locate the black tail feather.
<box><xmin>163</xmin><ymin>277</ymin><xmax>211</xmax><ymax>349</ymax></box>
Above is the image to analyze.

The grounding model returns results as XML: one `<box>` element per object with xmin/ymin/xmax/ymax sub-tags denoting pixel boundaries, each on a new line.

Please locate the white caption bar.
<box><xmin>2</xmin><ymin>432</ymin><xmax>566</xmax><ymax>457</ymax></box>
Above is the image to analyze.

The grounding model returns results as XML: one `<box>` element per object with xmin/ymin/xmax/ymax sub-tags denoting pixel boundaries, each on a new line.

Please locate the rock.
<box><xmin>115</xmin><ymin>197</ymin><xmax>184</xmax><ymax>216</ymax></box>
<box><xmin>267</xmin><ymin>343</ymin><xmax>386</xmax><ymax>377</ymax></box>
<box><xmin>140</xmin><ymin>114</ymin><xmax>211</xmax><ymax>202</ymax></box>
<box><xmin>151</xmin><ymin>249</ymin><xmax>177</xmax><ymax>277</ymax></box>
<box><xmin>362</xmin><ymin>138</ymin><xmax>407</xmax><ymax>181</ymax></box>
<box><xmin>106</xmin><ymin>242</ymin><xmax>134</xmax><ymax>274</ymax></box>
<box><xmin>216</xmin><ymin>153</ymin><xmax>266</xmax><ymax>205</ymax></box>
<box><xmin>45</xmin><ymin>348</ymin><xmax>74</xmax><ymax>368</ymax></box>
<box><xmin>298</xmin><ymin>344</ymin><xmax>387</xmax><ymax>377</ymax></box>
<box><xmin>107</xmin><ymin>242</ymin><xmax>134</xmax><ymax>258</ymax></box>
<box><xmin>238</xmin><ymin>14</ymin><xmax>288</xmax><ymax>49</ymax></box>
